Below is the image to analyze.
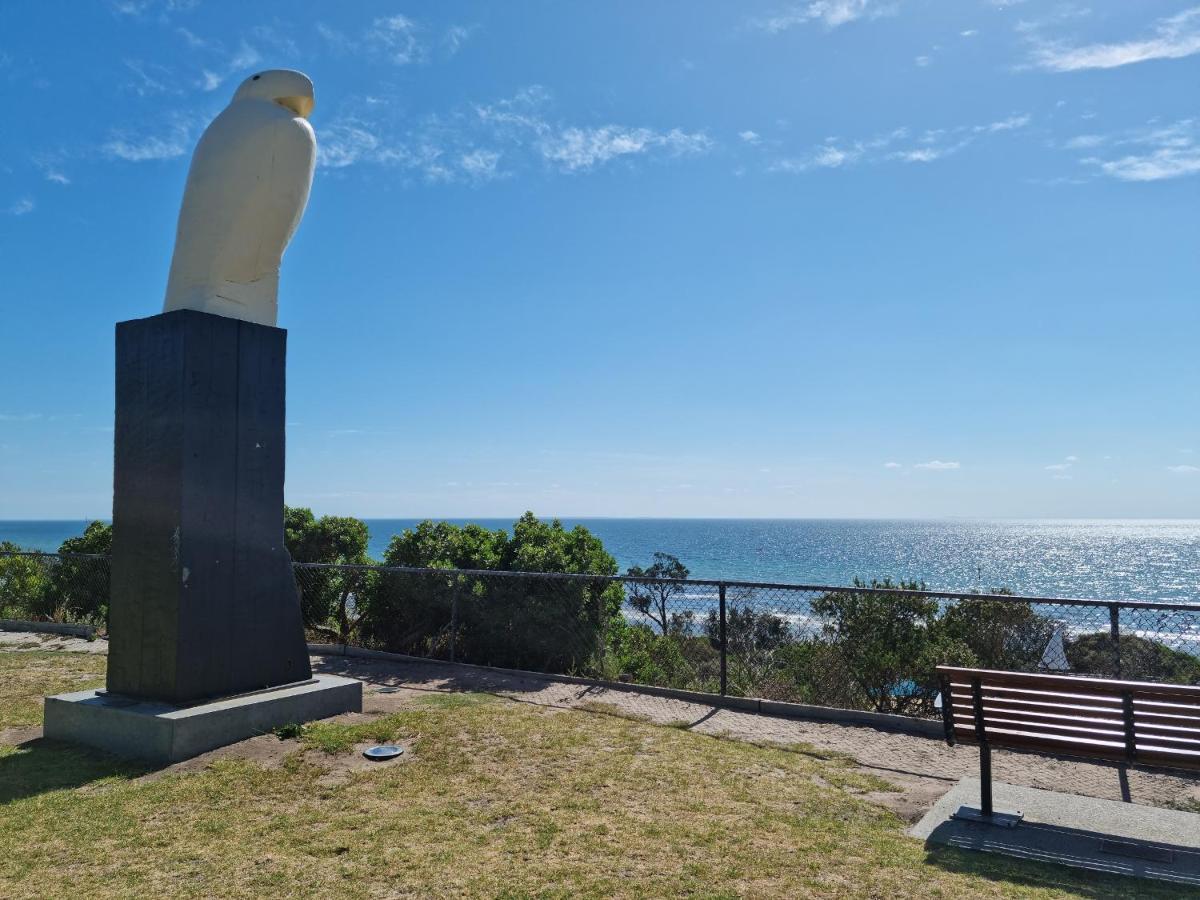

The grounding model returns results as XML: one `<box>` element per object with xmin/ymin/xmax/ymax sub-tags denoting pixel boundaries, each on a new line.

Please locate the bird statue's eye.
<box><xmin>252</xmin><ymin>75</ymin><xmax>261</xmax><ymax>81</ymax></box>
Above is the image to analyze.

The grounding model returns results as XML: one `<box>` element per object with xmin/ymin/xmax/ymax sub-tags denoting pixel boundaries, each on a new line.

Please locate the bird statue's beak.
<box><xmin>275</xmin><ymin>95</ymin><xmax>314</xmax><ymax>119</ymax></box>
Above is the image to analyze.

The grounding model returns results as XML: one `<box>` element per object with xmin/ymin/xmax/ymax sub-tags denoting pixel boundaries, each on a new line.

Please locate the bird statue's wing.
<box><xmin>164</xmin><ymin>103</ymin><xmax>316</xmax><ymax>326</ymax></box>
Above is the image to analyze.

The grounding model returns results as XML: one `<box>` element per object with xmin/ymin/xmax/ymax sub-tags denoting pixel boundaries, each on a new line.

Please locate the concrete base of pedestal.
<box><xmin>43</xmin><ymin>675</ymin><xmax>362</xmax><ymax>764</ymax></box>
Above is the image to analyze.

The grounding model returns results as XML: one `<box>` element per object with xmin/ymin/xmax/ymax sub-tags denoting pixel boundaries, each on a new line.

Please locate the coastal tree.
<box><xmin>284</xmin><ymin>506</ymin><xmax>372</xmax><ymax>642</ymax></box>
<box><xmin>41</xmin><ymin>522</ymin><xmax>112</xmax><ymax>624</ymax></box>
<box><xmin>625</xmin><ymin>552</ymin><xmax>690</xmax><ymax>635</ymax></box>
<box><xmin>361</xmin><ymin>513</ymin><xmax>623</xmax><ymax>673</ymax></box>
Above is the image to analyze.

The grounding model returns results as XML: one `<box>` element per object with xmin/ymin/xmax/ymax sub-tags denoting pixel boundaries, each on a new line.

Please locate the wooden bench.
<box><xmin>937</xmin><ymin>665</ymin><xmax>1200</xmax><ymax>826</ymax></box>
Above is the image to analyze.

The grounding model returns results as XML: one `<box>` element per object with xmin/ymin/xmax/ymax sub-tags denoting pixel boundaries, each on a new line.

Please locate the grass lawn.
<box><xmin>0</xmin><ymin>651</ymin><xmax>1192</xmax><ymax>898</ymax></box>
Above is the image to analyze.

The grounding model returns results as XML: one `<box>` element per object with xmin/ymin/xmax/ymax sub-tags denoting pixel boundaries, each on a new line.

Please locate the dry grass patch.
<box><xmin>0</xmin><ymin>649</ymin><xmax>1193</xmax><ymax>898</ymax></box>
<box><xmin>0</xmin><ymin>650</ymin><xmax>105</xmax><ymax>728</ymax></box>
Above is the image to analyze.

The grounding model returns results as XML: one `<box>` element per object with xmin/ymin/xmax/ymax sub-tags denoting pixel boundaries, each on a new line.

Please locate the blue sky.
<box><xmin>1</xmin><ymin>0</ymin><xmax>1198</xmax><ymax>519</ymax></box>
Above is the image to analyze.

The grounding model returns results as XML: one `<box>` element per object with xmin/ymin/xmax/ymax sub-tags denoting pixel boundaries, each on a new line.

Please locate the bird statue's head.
<box><xmin>232</xmin><ymin>69</ymin><xmax>315</xmax><ymax>119</ymax></box>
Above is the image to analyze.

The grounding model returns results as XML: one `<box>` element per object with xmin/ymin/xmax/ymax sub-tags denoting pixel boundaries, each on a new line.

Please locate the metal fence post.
<box><xmin>719</xmin><ymin>582</ymin><xmax>727</xmax><ymax>696</ymax></box>
<box><xmin>450</xmin><ymin>579</ymin><xmax>459</xmax><ymax>664</ymax></box>
<box><xmin>1109</xmin><ymin>604</ymin><xmax>1122</xmax><ymax>678</ymax></box>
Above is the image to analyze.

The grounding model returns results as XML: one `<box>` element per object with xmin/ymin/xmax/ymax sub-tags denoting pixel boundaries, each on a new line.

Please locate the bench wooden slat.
<box><xmin>948</xmin><ymin>682</ymin><xmax>1125</xmax><ymax>710</ymax></box>
<box><xmin>963</xmin><ymin>705</ymin><xmax>1125</xmax><ymax>731</ymax></box>
<box><xmin>939</xmin><ymin>666</ymin><xmax>1200</xmax><ymax>701</ymax></box>
<box><xmin>1135</xmin><ymin>697</ymin><xmax>1200</xmax><ymax>717</ymax></box>
<box><xmin>950</xmin><ymin>691</ymin><xmax>1125</xmax><ymax>723</ymax></box>
<box><xmin>950</xmin><ymin>709</ymin><xmax>1200</xmax><ymax>752</ymax></box>
<box><xmin>953</xmin><ymin>724</ymin><xmax>1125</xmax><ymax>753</ymax></box>
<box><xmin>951</xmin><ymin>712</ymin><xmax>1125</xmax><ymax>744</ymax></box>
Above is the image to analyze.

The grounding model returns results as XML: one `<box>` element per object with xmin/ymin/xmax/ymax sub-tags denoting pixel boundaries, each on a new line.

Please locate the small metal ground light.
<box><xmin>363</xmin><ymin>745</ymin><xmax>404</xmax><ymax>761</ymax></box>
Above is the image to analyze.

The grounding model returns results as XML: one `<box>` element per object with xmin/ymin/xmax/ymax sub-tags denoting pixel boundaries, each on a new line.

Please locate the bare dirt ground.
<box><xmin>10</xmin><ymin>633</ymin><xmax>1200</xmax><ymax>821</ymax></box>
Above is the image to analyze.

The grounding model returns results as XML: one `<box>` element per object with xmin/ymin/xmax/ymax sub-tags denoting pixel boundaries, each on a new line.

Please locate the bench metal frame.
<box><xmin>937</xmin><ymin>665</ymin><xmax>1200</xmax><ymax>827</ymax></box>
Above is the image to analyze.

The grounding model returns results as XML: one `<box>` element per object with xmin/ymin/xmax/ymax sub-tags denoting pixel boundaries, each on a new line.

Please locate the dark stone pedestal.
<box><xmin>106</xmin><ymin>309</ymin><xmax>311</xmax><ymax>704</ymax></box>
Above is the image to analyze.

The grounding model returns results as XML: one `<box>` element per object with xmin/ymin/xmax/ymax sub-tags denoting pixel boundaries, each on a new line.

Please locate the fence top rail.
<box><xmin>286</xmin><ymin>560</ymin><xmax>1200</xmax><ymax>613</ymax></box>
<box><xmin>4</xmin><ymin>550</ymin><xmax>1197</xmax><ymax>613</ymax></box>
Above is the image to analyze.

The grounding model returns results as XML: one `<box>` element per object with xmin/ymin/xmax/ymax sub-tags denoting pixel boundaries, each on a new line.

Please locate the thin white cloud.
<box><xmin>367</xmin><ymin>14</ymin><xmax>426</xmax><ymax>65</ymax></box>
<box><xmin>102</xmin><ymin>115</ymin><xmax>196</xmax><ymax>162</ymax></box>
<box><xmin>750</xmin><ymin>1</ymin><xmax>894</xmax><ymax>33</ymax></box>
<box><xmin>317</xmin><ymin>86</ymin><xmax>711</xmax><ymax>182</ymax></box>
<box><xmin>1065</xmin><ymin>455</ymin><xmax>1078</xmax><ymax>462</ymax></box>
<box><xmin>739</xmin><ymin>130</ymin><xmax>762</xmax><ymax>145</ymax></box>
<box><xmin>6</xmin><ymin>197</ymin><xmax>34</xmax><ymax>216</ymax></box>
<box><xmin>110</xmin><ymin>0</ymin><xmax>198</xmax><ymax>19</ymax></box>
<box><xmin>539</xmin><ymin>126</ymin><xmax>711</xmax><ymax>172</ymax></box>
<box><xmin>176</xmin><ymin>26</ymin><xmax>209</xmax><ymax>48</ymax></box>
<box><xmin>1063</xmin><ymin>134</ymin><xmax>1105</xmax><ymax>150</ymax></box>
<box><xmin>459</xmin><ymin>149</ymin><xmax>501</xmax><ymax>181</ymax></box>
<box><xmin>961</xmin><ymin>29</ymin><xmax>978</xmax><ymax>38</ymax></box>
<box><xmin>915</xmin><ymin>460</ymin><xmax>960</xmax><ymax>470</ymax></box>
<box><xmin>122</xmin><ymin>59</ymin><xmax>174</xmax><ymax>97</ymax></box>
<box><xmin>1168</xmin><ymin>464</ymin><xmax>1200</xmax><ymax>474</ymax></box>
<box><xmin>883</xmin><ymin>461</ymin><xmax>902</xmax><ymax>469</ymax></box>
<box><xmin>915</xmin><ymin>55</ymin><xmax>932</xmax><ymax>67</ymax></box>
<box><xmin>33</xmin><ymin>153</ymin><xmax>70</xmax><ymax>185</ymax></box>
<box><xmin>1078</xmin><ymin>119</ymin><xmax>1200</xmax><ymax>182</ymax></box>
<box><xmin>196</xmin><ymin>41</ymin><xmax>262</xmax><ymax>92</ymax></box>
<box><xmin>770</xmin><ymin>115</ymin><xmax>1028</xmax><ymax>174</ymax></box>
<box><xmin>444</xmin><ymin>24</ymin><xmax>475</xmax><ymax>55</ymax></box>
<box><xmin>1045</xmin><ymin>463</ymin><xmax>1071</xmax><ymax>471</ymax></box>
<box><xmin>316</xmin><ymin>122</ymin><xmax>383</xmax><ymax>169</ymax></box>
<box><xmin>977</xmin><ymin>114</ymin><xmax>1030</xmax><ymax>133</ymax></box>
<box><xmin>1031</xmin><ymin>7</ymin><xmax>1200</xmax><ymax>72</ymax></box>
<box><xmin>315</xmin><ymin>22</ymin><xmax>352</xmax><ymax>53</ymax></box>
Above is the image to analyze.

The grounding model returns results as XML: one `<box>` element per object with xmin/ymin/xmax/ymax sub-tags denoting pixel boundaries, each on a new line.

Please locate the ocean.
<box><xmin>3</xmin><ymin>518</ymin><xmax>1199</xmax><ymax>603</ymax></box>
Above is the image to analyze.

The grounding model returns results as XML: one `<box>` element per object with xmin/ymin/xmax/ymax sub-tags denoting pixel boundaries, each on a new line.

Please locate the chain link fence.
<box><xmin>4</xmin><ymin>551</ymin><xmax>1200</xmax><ymax>720</ymax></box>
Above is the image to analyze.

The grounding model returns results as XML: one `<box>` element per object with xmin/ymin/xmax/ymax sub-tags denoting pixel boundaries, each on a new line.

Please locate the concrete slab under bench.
<box><xmin>911</xmin><ymin>777</ymin><xmax>1200</xmax><ymax>887</ymax></box>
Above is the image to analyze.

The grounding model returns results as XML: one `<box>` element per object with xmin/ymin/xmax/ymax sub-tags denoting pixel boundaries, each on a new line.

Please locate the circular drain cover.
<box><xmin>376</xmin><ymin>687</ymin><xmax>402</xmax><ymax>694</ymax></box>
<box><xmin>363</xmin><ymin>745</ymin><xmax>404</xmax><ymax>761</ymax></box>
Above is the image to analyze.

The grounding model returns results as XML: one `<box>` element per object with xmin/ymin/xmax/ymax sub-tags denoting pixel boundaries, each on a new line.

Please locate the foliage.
<box><xmin>0</xmin><ymin>543</ymin><xmax>49</xmax><ymax>619</ymax></box>
<box><xmin>625</xmin><ymin>552</ymin><xmax>690</xmax><ymax>635</ymax></box>
<box><xmin>809</xmin><ymin>578</ymin><xmax>974</xmax><ymax>715</ymax></box>
<box><xmin>603</xmin><ymin>620</ymin><xmax>718</xmax><ymax>690</ymax></box>
<box><xmin>705</xmin><ymin>596</ymin><xmax>790</xmax><ymax>693</ymax></box>
<box><xmin>43</xmin><ymin>523</ymin><xmax>111</xmax><ymax>624</ymax></box>
<box><xmin>937</xmin><ymin>592</ymin><xmax>1056</xmax><ymax>672</ymax></box>
<box><xmin>360</xmin><ymin>513</ymin><xmax>624</xmax><ymax>674</ymax></box>
<box><xmin>1066</xmin><ymin>633</ymin><xmax>1200</xmax><ymax>684</ymax></box>
<box><xmin>284</xmin><ymin>506</ymin><xmax>372</xmax><ymax>642</ymax></box>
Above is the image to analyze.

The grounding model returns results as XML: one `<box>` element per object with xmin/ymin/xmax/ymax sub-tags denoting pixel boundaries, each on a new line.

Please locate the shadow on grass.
<box><xmin>925</xmin><ymin>843</ymin><xmax>1197</xmax><ymax>899</ymax></box>
<box><xmin>0</xmin><ymin>737</ymin><xmax>147</xmax><ymax>804</ymax></box>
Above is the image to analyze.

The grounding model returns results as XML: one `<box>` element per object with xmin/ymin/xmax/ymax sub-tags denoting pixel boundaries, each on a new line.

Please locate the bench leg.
<box><xmin>951</xmin><ymin>743</ymin><xmax>1023</xmax><ymax>828</ymax></box>
<box><xmin>980</xmin><ymin>744</ymin><xmax>993</xmax><ymax>817</ymax></box>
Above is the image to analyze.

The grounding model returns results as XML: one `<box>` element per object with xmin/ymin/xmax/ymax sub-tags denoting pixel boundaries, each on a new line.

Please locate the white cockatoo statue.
<box><xmin>163</xmin><ymin>69</ymin><xmax>316</xmax><ymax>327</ymax></box>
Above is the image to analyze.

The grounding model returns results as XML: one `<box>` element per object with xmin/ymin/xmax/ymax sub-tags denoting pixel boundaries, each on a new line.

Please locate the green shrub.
<box><xmin>39</xmin><ymin>522</ymin><xmax>111</xmax><ymax>624</ymax></box>
<box><xmin>936</xmin><ymin>594</ymin><xmax>1055</xmax><ymax>671</ymax></box>
<box><xmin>360</xmin><ymin>513</ymin><xmax>624</xmax><ymax>674</ymax></box>
<box><xmin>0</xmin><ymin>543</ymin><xmax>49</xmax><ymax>619</ymax></box>
<box><xmin>808</xmin><ymin>578</ymin><xmax>974</xmax><ymax>716</ymax></box>
<box><xmin>1066</xmin><ymin>633</ymin><xmax>1200</xmax><ymax>683</ymax></box>
<box><xmin>284</xmin><ymin>506</ymin><xmax>372</xmax><ymax>641</ymax></box>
